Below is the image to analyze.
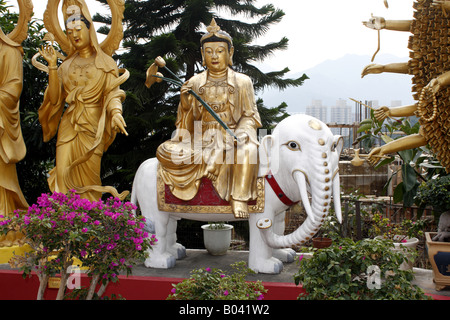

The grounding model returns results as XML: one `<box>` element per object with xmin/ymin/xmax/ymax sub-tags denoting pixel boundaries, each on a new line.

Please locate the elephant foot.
<box><xmin>168</xmin><ymin>243</ymin><xmax>186</xmax><ymax>260</ymax></box>
<box><xmin>250</xmin><ymin>257</ymin><xmax>283</xmax><ymax>274</ymax></box>
<box><xmin>144</xmin><ymin>252</ymin><xmax>176</xmax><ymax>269</ymax></box>
<box><xmin>273</xmin><ymin>248</ymin><xmax>296</xmax><ymax>263</ymax></box>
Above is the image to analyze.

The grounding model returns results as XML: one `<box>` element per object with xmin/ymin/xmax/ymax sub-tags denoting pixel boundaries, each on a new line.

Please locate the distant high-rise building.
<box><xmin>330</xmin><ymin>99</ymin><xmax>352</xmax><ymax>135</ymax></box>
<box><xmin>391</xmin><ymin>100</ymin><xmax>402</xmax><ymax>107</ymax></box>
<box><xmin>305</xmin><ymin>100</ymin><xmax>327</xmax><ymax>122</ymax></box>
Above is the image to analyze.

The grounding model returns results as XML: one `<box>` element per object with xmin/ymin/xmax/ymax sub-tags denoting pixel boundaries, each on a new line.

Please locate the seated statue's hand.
<box><xmin>361</xmin><ymin>64</ymin><xmax>385</xmax><ymax>78</ymax></box>
<box><xmin>39</xmin><ymin>44</ymin><xmax>58</xmax><ymax>68</ymax></box>
<box><xmin>374</xmin><ymin>106</ymin><xmax>390</xmax><ymax>122</ymax></box>
<box><xmin>236</xmin><ymin>132</ymin><xmax>249</xmax><ymax>145</ymax></box>
<box><xmin>112</xmin><ymin>113</ymin><xmax>128</xmax><ymax>136</ymax></box>
<box><xmin>367</xmin><ymin>147</ymin><xmax>384</xmax><ymax>166</ymax></box>
<box><xmin>362</xmin><ymin>16</ymin><xmax>385</xmax><ymax>30</ymax></box>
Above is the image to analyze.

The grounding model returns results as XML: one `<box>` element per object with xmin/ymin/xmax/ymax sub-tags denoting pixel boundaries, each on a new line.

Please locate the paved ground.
<box><xmin>2</xmin><ymin>248</ymin><xmax>449</xmax><ymax>299</ymax></box>
<box><xmin>129</xmin><ymin>249</ymin><xmax>450</xmax><ymax>298</ymax></box>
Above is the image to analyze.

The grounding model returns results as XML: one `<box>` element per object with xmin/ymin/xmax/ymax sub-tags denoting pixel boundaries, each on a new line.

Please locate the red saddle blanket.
<box><xmin>157</xmin><ymin>175</ymin><xmax>265</xmax><ymax>214</ymax></box>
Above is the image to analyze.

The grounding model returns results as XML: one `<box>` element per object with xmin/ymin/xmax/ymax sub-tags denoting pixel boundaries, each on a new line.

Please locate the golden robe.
<box><xmin>38</xmin><ymin>53</ymin><xmax>127</xmax><ymax>201</ymax></box>
<box><xmin>157</xmin><ymin>68</ymin><xmax>261</xmax><ymax>203</ymax></box>
<box><xmin>0</xmin><ymin>39</ymin><xmax>28</xmax><ymax>215</ymax></box>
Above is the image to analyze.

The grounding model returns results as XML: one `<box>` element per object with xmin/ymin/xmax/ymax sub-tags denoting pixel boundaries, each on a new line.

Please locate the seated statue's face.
<box><xmin>202</xmin><ymin>41</ymin><xmax>232</xmax><ymax>73</ymax></box>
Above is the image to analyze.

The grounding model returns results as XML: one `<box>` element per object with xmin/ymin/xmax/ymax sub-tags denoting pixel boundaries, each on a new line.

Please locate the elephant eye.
<box><xmin>285</xmin><ymin>141</ymin><xmax>301</xmax><ymax>151</ymax></box>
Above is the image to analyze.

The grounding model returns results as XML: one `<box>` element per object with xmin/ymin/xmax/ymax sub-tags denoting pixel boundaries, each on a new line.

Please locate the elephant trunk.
<box><xmin>257</xmin><ymin>167</ymin><xmax>341</xmax><ymax>249</ymax></box>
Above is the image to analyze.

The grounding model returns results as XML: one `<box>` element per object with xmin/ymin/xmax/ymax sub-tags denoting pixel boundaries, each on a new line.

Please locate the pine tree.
<box><xmin>93</xmin><ymin>0</ymin><xmax>308</xmax><ymax>192</ymax></box>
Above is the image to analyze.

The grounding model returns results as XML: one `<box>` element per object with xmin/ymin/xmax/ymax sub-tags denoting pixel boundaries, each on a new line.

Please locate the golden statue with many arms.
<box><xmin>33</xmin><ymin>0</ymin><xmax>129</xmax><ymax>201</ymax></box>
<box><xmin>362</xmin><ymin>0</ymin><xmax>450</xmax><ymax>173</ymax></box>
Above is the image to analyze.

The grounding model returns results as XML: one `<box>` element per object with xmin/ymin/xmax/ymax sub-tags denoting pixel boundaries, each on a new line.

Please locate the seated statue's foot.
<box><xmin>206</xmin><ymin>171</ymin><xmax>217</xmax><ymax>181</ymax></box>
<box><xmin>204</xmin><ymin>165</ymin><xmax>218</xmax><ymax>181</ymax></box>
<box><xmin>231</xmin><ymin>199</ymin><xmax>249</xmax><ymax>219</ymax></box>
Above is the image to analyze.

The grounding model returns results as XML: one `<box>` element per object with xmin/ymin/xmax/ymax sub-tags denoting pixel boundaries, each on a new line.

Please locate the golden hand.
<box><xmin>374</xmin><ymin>106</ymin><xmax>390</xmax><ymax>122</ymax></box>
<box><xmin>112</xmin><ymin>113</ymin><xmax>128</xmax><ymax>136</ymax></box>
<box><xmin>432</xmin><ymin>0</ymin><xmax>450</xmax><ymax>11</ymax></box>
<box><xmin>362</xmin><ymin>16</ymin><xmax>385</xmax><ymax>30</ymax></box>
<box><xmin>39</xmin><ymin>44</ymin><xmax>58</xmax><ymax>67</ymax></box>
<box><xmin>424</xmin><ymin>78</ymin><xmax>441</xmax><ymax>94</ymax></box>
<box><xmin>367</xmin><ymin>147</ymin><xmax>385</xmax><ymax>166</ymax></box>
<box><xmin>361</xmin><ymin>64</ymin><xmax>385</xmax><ymax>78</ymax></box>
<box><xmin>236</xmin><ymin>132</ymin><xmax>249</xmax><ymax>145</ymax></box>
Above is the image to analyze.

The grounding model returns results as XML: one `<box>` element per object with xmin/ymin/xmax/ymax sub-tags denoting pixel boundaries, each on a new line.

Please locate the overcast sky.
<box><xmin>7</xmin><ymin>0</ymin><xmax>415</xmax><ymax>73</ymax></box>
<box><xmin>254</xmin><ymin>0</ymin><xmax>414</xmax><ymax>73</ymax></box>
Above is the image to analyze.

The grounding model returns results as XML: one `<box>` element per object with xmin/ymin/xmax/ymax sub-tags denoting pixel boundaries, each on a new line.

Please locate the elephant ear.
<box><xmin>259</xmin><ymin>135</ymin><xmax>279</xmax><ymax>176</ymax></box>
<box><xmin>333</xmin><ymin>135</ymin><xmax>344</xmax><ymax>156</ymax></box>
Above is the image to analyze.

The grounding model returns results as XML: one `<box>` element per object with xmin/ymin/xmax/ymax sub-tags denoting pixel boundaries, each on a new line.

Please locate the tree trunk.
<box><xmin>36</xmin><ymin>274</ymin><xmax>49</xmax><ymax>300</ymax></box>
<box><xmin>96</xmin><ymin>280</ymin><xmax>109</xmax><ymax>298</ymax></box>
<box><xmin>86</xmin><ymin>274</ymin><xmax>100</xmax><ymax>300</ymax></box>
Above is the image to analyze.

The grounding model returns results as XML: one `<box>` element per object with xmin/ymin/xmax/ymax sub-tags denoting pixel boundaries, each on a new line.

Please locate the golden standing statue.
<box><xmin>362</xmin><ymin>0</ymin><xmax>450</xmax><ymax>172</ymax></box>
<box><xmin>0</xmin><ymin>0</ymin><xmax>33</xmax><ymax>217</ymax></box>
<box><xmin>34</xmin><ymin>0</ymin><xmax>129</xmax><ymax>201</ymax></box>
<box><xmin>153</xmin><ymin>19</ymin><xmax>261</xmax><ymax>219</ymax></box>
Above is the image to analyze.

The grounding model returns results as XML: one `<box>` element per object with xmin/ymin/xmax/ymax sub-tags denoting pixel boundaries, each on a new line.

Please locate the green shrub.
<box><xmin>294</xmin><ymin>238</ymin><xmax>430</xmax><ymax>300</ymax></box>
<box><xmin>416</xmin><ymin>175</ymin><xmax>450</xmax><ymax>218</ymax></box>
<box><xmin>167</xmin><ymin>261</ymin><xmax>266</xmax><ymax>300</ymax></box>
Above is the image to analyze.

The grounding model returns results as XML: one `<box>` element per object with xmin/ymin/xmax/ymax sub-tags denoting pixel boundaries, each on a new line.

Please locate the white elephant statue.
<box><xmin>131</xmin><ymin>114</ymin><xmax>343</xmax><ymax>274</ymax></box>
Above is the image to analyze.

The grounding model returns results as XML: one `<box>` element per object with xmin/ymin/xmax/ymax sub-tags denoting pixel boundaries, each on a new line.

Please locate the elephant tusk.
<box><xmin>332</xmin><ymin>171</ymin><xmax>343</xmax><ymax>223</ymax></box>
<box><xmin>293</xmin><ymin>170</ymin><xmax>317</xmax><ymax>224</ymax></box>
<box><xmin>292</xmin><ymin>169</ymin><xmax>310</xmax><ymax>186</ymax></box>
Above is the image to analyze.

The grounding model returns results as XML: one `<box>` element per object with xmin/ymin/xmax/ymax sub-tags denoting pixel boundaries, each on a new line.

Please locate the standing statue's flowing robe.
<box><xmin>38</xmin><ymin>52</ymin><xmax>127</xmax><ymax>201</ymax></box>
<box><xmin>0</xmin><ymin>40</ymin><xmax>28</xmax><ymax>215</ymax></box>
<box><xmin>157</xmin><ymin>68</ymin><xmax>262</xmax><ymax>203</ymax></box>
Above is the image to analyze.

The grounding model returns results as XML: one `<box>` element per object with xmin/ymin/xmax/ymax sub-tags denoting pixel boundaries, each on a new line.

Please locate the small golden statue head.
<box><xmin>200</xmin><ymin>19</ymin><xmax>234</xmax><ymax>67</ymax></box>
<box><xmin>200</xmin><ymin>18</ymin><xmax>233</xmax><ymax>51</ymax></box>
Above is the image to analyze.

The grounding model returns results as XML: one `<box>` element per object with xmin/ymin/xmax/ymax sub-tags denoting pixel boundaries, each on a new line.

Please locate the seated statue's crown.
<box><xmin>200</xmin><ymin>18</ymin><xmax>233</xmax><ymax>48</ymax></box>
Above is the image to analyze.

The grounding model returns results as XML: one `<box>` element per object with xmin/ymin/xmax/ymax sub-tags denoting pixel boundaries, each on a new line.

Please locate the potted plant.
<box><xmin>370</xmin><ymin>213</ymin><xmax>424</xmax><ymax>270</ymax></box>
<box><xmin>312</xmin><ymin>237</ymin><xmax>333</xmax><ymax>249</ymax></box>
<box><xmin>311</xmin><ymin>213</ymin><xmax>341</xmax><ymax>249</ymax></box>
<box><xmin>294</xmin><ymin>238</ymin><xmax>431</xmax><ymax>300</ymax></box>
<box><xmin>201</xmin><ymin>222</ymin><xmax>233</xmax><ymax>256</ymax></box>
<box><xmin>416</xmin><ymin>175</ymin><xmax>450</xmax><ymax>290</ymax></box>
<box><xmin>167</xmin><ymin>261</ymin><xmax>266</xmax><ymax>300</ymax></box>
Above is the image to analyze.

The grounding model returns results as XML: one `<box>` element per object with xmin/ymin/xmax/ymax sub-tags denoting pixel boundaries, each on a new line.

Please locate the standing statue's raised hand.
<box><xmin>39</xmin><ymin>44</ymin><xmax>58</xmax><ymax>68</ymax></box>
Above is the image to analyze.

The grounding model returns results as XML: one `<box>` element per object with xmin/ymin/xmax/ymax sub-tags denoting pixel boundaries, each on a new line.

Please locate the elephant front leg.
<box><xmin>248</xmin><ymin>213</ymin><xmax>283</xmax><ymax>274</ymax></box>
<box><xmin>166</xmin><ymin>217</ymin><xmax>186</xmax><ymax>260</ymax></box>
<box><xmin>144</xmin><ymin>214</ymin><xmax>176</xmax><ymax>269</ymax></box>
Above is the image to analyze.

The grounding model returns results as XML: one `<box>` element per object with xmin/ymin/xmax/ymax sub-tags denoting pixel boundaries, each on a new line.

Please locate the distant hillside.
<box><xmin>258</xmin><ymin>54</ymin><xmax>415</xmax><ymax>114</ymax></box>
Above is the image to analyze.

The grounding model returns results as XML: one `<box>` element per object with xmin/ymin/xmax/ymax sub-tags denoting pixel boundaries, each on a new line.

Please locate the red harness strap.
<box><xmin>265</xmin><ymin>171</ymin><xmax>299</xmax><ymax>207</ymax></box>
